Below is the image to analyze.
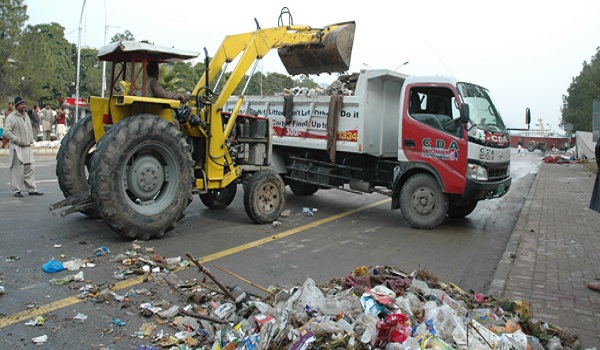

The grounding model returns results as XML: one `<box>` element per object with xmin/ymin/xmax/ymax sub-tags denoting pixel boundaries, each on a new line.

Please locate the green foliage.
<box><xmin>110</xmin><ymin>30</ymin><xmax>135</xmax><ymax>43</ymax></box>
<box><xmin>20</xmin><ymin>23</ymin><xmax>73</xmax><ymax>106</ymax></box>
<box><xmin>78</xmin><ymin>46</ymin><xmax>102</xmax><ymax>97</ymax></box>
<box><xmin>0</xmin><ymin>0</ymin><xmax>28</xmax><ymax>104</ymax></box>
<box><xmin>561</xmin><ymin>47</ymin><xmax>600</xmax><ymax>132</ymax></box>
<box><xmin>169</xmin><ymin>61</ymin><xmax>201</xmax><ymax>92</ymax></box>
<box><xmin>158</xmin><ymin>64</ymin><xmax>184</xmax><ymax>92</ymax></box>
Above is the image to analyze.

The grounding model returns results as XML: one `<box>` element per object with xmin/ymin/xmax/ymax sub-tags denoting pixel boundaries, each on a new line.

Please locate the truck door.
<box><xmin>401</xmin><ymin>85</ymin><xmax>468</xmax><ymax>194</ymax></box>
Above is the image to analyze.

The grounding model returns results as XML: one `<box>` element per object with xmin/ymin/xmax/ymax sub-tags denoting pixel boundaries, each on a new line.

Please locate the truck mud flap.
<box><xmin>278</xmin><ymin>22</ymin><xmax>355</xmax><ymax>75</ymax></box>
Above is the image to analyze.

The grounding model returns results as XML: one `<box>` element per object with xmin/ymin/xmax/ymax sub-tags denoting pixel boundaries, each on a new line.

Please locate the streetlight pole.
<box><xmin>101</xmin><ymin>0</ymin><xmax>107</xmax><ymax>98</ymax></box>
<box><xmin>394</xmin><ymin>61</ymin><xmax>409</xmax><ymax>71</ymax></box>
<box><xmin>75</xmin><ymin>0</ymin><xmax>87</xmax><ymax>124</ymax></box>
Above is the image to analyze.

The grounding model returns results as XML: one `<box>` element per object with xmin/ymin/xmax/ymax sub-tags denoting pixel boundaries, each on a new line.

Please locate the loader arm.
<box><xmin>191</xmin><ymin>22</ymin><xmax>355</xmax><ymax>188</ymax></box>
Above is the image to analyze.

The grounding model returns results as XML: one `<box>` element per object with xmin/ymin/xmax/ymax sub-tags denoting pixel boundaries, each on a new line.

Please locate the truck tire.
<box><xmin>90</xmin><ymin>114</ymin><xmax>194</xmax><ymax>240</ymax></box>
<box><xmin>400</xmin><ymin>173</ymin><xmax>448</xmax><ymax>229</ymax></box>
<box><xmin>244</xmin><ymin>170</ymin><xmax>286</xmax><ymax>223</ymax></box>
<box><xmin>447</xmin><ymin>200</ymin><xmax>478</xmax><ymax>218</ymax></box>
<box><xmin>199</xmin><ymin>182</ymin><xmax>237</xmax><ymax>209</ymax></box>
<box><xmin>289</xmin><ymin>180</ymin><xmax>319</xmax><ymax>196</ymax></box>
<box><xmin>527</xmin><ymin>143</ymin><xmax>535</xmax><ymax>152</ymax></box>
<box><xmin>55</xmin><ymin>115</ymin><xmax>99</xmax><ymax>218</ymax></box>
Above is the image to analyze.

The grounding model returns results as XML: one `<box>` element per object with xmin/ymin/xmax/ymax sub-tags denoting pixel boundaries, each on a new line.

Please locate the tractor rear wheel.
<box><xmin>400</xmin><ymin>173</ymin><xmax>448</xmax><ymax>229</ymax></box>
<box><xmin>244</xmin><ymin>170</ymin><xmax>285</xmax><ymax>223</ymax></box>
<box><xmin>55</xmin><ymin>115</ymin><xmax>99</xmax><ymax>218</ymax></box>
<box><xmin>90</xmin><ymin>114</ymin><xmax>193</xmax><ymax>240</ymax></box>
<box><xmin>199</xmin><ymin>182</ymin><xmax>237</xmax><ymax>209</ymax></box>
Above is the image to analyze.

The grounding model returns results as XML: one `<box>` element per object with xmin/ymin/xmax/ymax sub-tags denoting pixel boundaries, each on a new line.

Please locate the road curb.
<box><xmin>486</xmin><ymin>165</ymin><xmax>541</xmax><ymax>297</ymax></box>
<box><xmin>0</xmin><ymin>148</ymin><xmax>59</xmax><ymax>157</ymax></box>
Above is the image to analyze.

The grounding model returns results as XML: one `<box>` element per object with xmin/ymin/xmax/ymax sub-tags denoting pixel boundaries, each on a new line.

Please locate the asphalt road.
<box><xmin>0</xmin><ymin>149</ymin><xmax>542</xmax><ymax>348</ymax></box>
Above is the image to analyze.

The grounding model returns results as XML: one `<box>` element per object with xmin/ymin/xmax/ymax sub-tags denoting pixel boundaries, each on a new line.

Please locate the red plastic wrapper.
<box><xmin>375</xmin><ymin>313</ymin><xmax>412</xmax><ymax>347</ymax></box>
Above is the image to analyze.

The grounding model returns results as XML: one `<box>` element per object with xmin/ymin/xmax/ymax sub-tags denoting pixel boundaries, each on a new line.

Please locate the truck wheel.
<box><xmin>55</xmin><ymin>115</ymin><xmax>99</xmax><ymax>218</ymax></box>
<box><xmin>447</xmin><ymin>200</ymin><xmax>478</xmax><ymax>218</ymax></box>
<box><xmin>527</xmin><ymin>144</ymin><xmax>535</xmax><ymax>152</ymax></box>
<box><xmin>289</xmin><ymin>180</ymin><xmax>319</xmax><ymax>196</ymax></box>
<box><xmin>90</xmin><ymin>114</ymin><xmax>193</xmax><ymax>240</ymax></box>
<box><xmin>199</xmin><ymin>182</ymin><xmax>237</xmax><ymax>209</ymax></box>
<box><xmin>244</xmin><ymin>170</ymin><xmax>286</xmax><ymax>223</ymax></box>
<box><xmin>400</xmin><ymin>173</ymin><xmax>448</xmax><ymax>229</ymax></box>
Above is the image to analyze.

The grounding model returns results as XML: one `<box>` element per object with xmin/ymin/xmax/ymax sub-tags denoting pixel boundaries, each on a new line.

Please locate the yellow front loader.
<box><xmin>51</xmin><ymin>12</ymin><xmax>355</xmax><ymax>240</ymax></box>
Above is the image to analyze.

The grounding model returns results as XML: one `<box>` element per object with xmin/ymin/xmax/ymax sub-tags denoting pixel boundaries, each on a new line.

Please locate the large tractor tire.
<box><xmin>447</xmin><ymin>200</ymin><xmax>478</xmax><ymax>218</ymax></box>
<box><xmin>289</xmin><ymin>180</ymin><xmax>319</xmax><ymax>196</ymax></box>
<box><xmin>200</xmin><ymin>182</ymin><xmax>237</xmax><ymax>209</ymax></box>
<box><xmin>244</xmin><ymin>170</ymin><xmax>286</xmax><ymax>223</ymax></box>
<box><xmin>89</xmin><ymin>114</ymin><xmax>194</xmax><ymax>240</ymax></box>
<box><xmin>400</xmin><ymin>173</ymin><xmax>448</xmax><ymax>229</ymax></box>
<box><xmin>55</xmin><ymin>115</ymin><xmax>99</xmax><ymax>218</ymax></box>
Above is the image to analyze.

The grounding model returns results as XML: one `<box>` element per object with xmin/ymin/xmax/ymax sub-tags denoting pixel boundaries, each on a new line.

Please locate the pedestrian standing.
<box><xmin>3</xmin><ymin>97</ymin><xmax>43</xmax><ymax>198</ymax></box>
<box><xmin>30</xmin><ymin>105</ymin><xmax>41</xmax><ymax>141</ymax></box>
<box><xmin>55</xmin><ymin>108</ymin><xmax>67</xmax><ymax>141</ymax></box>
<box><xmin>517</xmin><ymin>139</ymin><xmax>524</xmax><ymax>156</ymax></box>
<box><xmin>40</xmin><ymin>104</ymin><xmax>54</xmax><ymax>141</ymax></box>
<box><xmin>588</xmin><ymin>137</ymin><xmax>600</xmax><ymax>292</ymax></box>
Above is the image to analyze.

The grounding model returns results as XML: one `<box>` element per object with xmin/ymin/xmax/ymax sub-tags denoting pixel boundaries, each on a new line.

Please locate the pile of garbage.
<box><xmin>38</xmin><ymin>244</ymin><xmax>578</xmax><ymax>349</ymax></box>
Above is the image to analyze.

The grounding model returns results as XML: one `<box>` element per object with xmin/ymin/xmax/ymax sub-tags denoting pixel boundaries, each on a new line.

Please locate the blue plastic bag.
<box><xmin>42</xmin><ymin>260</ymin><xmax>65</xmax><ymax>273</ymax></box>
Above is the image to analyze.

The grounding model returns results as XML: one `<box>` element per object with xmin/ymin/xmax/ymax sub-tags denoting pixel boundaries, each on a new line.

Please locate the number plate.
<box><xmin>497</xmin><ymin>184</ymin><xmax>505</xmax><ymax>196</ymax></box>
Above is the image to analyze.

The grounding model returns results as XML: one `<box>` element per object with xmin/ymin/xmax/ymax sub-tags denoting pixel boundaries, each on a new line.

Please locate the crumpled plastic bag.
<box><xmin>42</xmin><ymin>260</ymin><xmax>64</xmax><ymax>273</ymax></box>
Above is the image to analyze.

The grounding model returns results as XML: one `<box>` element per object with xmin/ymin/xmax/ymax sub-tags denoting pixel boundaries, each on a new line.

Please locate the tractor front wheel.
<box><xmin>199</xmin><ymin>182</ymin><xmax>237</xmax><ymax>209</ymax></box>
<box><xmin>244</xmin><ymin>171</ymin><xmax>285</xmax><ymax>223</ymax></box>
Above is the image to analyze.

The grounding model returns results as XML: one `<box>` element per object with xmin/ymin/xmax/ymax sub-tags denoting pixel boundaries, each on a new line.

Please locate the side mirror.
<box><xmin>525</xmin><ymin>107</ymin><xmax>531</xmax><ymax>125</ymax></box>
<box><xmin>460</xmin><ymin>103</ymin><xmax>470</xmax><ymax>123</ymax></box>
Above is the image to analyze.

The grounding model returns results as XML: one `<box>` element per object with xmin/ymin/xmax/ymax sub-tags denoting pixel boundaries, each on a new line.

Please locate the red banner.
<box><xmin>61</xmin><ymin>97</ymin><xmax>88</xmax><ymax>107</ymax></box>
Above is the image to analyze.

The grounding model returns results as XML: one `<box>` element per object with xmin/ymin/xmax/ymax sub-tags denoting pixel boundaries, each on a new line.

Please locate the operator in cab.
<box><xmin>146</xmin><ymin>61</ymin><xmax>190</xmax><ymax>103</ymax></box>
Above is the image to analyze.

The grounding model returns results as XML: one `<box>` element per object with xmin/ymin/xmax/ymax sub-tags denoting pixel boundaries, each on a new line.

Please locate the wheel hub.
<box><xmin>412</xmin><ymin>188</ymin><xmax>434</xmax><ymax>215</ymax></box>
<box><xmin>258</xmin><ymin>184</ymin><xmax>277</xmax><ymax>211</ymax></box>
<box><xmin>126</xmin><ymin>155</ymin><xmax>165</xmax><ymax>201</ymax></box>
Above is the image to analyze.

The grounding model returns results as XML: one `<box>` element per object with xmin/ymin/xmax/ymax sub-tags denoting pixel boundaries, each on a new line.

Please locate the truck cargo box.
<box><xmin>223</xmin><ymin>69</ymin><xmax>407</xmax><ymax>158</ymax></box>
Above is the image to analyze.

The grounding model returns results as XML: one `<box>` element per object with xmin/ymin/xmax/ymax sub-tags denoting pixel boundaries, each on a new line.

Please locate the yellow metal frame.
<box><xmin>190</xmin><ymin>24</ymin><xmax>349</xmax><ymax>190</ymax></box>
<box><xmin>89</xmin><ymin>23</ymin><xmax>349</xmax><ymax>191</ymax></box>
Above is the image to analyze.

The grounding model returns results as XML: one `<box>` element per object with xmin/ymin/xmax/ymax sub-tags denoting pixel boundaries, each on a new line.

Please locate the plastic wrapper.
<box><xmin>375</xmin><ymin>313</ymin><xmax>412</xmax><ymax>347</ymax></box>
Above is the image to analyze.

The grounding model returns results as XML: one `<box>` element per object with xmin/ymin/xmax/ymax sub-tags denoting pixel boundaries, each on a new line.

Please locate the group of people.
<box><xmin>30</xmin><ymin>103</ymin><xmax>68</xmax><ymax>141</ymax></box>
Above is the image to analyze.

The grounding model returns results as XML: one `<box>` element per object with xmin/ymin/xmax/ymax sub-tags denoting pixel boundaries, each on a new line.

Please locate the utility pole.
<box><xmin>102</xmin><ymin>0</ymin><xmax>107</xmax><ymax>98</ymax></box>
<box><xmin>75</xmin><ymin>0</ymin><xmax>87</xmax><ymax>123</ymax></box>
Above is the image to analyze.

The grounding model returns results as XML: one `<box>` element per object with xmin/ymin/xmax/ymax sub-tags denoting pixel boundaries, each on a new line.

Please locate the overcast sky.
<box><xmin>24</xmin><ymin>0</ymin><xmax>600</xmax><ymax>130</ymax></box>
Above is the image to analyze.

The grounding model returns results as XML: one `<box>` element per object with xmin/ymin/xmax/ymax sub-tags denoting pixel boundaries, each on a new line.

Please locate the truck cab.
<box><xmin>399</xmin><ymin>76</ymin><xmax>511</xmax><ymax>203</ymax></box>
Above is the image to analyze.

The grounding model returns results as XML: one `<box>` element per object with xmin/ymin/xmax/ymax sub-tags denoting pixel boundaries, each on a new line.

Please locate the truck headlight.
<box><xmin>467</xmin><ymin>163</ymin><xmax>488</xmax><ymax>181</ymax></box>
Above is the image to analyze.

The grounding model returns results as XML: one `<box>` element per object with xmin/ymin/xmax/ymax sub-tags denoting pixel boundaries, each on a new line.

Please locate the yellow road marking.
<box><xmin>0</xmin><ymin>198</ymin><xmax>389</xmax><ymax>328</ymax></box>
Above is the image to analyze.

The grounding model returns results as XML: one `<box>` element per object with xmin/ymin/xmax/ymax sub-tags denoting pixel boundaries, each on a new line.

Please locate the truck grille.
<box><xmin>487</xmin><ymin>166</ymin><xmax>509</xmax><ymax>181</ymax></box>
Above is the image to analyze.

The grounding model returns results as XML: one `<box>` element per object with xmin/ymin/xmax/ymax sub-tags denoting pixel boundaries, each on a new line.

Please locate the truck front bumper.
<box><xmin>463</xmin><ymin>176</ymin><xmax>511</xmax><ymax>200</ymax></box>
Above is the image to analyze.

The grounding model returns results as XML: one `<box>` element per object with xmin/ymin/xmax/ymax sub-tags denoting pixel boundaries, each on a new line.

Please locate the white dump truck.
<box><xmin>224</xmin><ymin>69</ymin><xmax>524</xmax><ymax>229</ymax></box>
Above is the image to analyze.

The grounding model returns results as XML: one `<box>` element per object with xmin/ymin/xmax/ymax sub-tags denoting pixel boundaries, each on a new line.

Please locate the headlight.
<box><xmin>467</xmin><ymin>163</ymin><xmax>488</xmax><ymax>181</ymax></box>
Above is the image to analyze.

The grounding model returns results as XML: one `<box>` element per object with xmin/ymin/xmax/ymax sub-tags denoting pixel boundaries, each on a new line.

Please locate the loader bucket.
<box><xmin>278</xmin><ymin>22</ymin><xmax>355</xmax><ymax>76</ymax></box>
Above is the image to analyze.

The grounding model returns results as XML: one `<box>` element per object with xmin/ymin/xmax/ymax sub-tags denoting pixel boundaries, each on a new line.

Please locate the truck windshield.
<box><xmin>457</xmin><ymin>83</ymin><xmax>506</xmax><ymax>133</ymax></box>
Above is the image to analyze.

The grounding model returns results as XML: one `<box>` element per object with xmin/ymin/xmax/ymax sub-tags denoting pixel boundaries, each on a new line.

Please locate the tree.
<box><xmin>110</xmin><ymin>30</ymin><xmax>135</xmax><ymax>43</ymax></box>
<box><xmin>561</xmin><ymin>47</ymin><xmax>600</xmax><ymax>132</ymax></box>
<box><xmin>170</xmin><ymin>61</ymin><xmax>201</xmax><ymax>93</ymax></box>
<box><xmin>0</xmin><ymin>0</ymin><xmax>28</xmax><ymax>103</ymax></box>
<box><xmin>12</xmin><ymin>23</ymin><xmax>72</xmax><ymax>106</ymax></box>
<box><xmin>76</xmin><ymin>46</ymin><xmax>102</xmax><ymax>97</ymax></box>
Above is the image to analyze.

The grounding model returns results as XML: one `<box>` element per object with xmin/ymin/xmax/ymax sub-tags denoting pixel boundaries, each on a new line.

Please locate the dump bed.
<box><xmin>223</xmin><ymin>69</ymin><xmax>406</xmax><ymax>158</ymax></box>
